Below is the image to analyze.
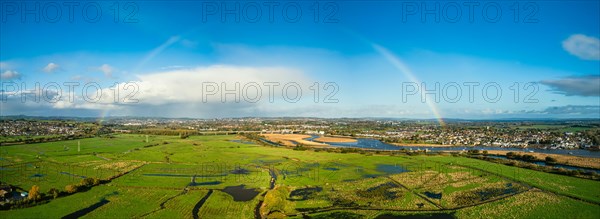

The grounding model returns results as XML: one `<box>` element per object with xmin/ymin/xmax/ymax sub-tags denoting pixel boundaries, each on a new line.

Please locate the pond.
<box><xmin>189</xmin><ymin>181</ymin><xmax>222</xmax><ymax>186</ymax></box>
<box><xmin>423</xmin><ymin>191</ymin><xmax>442</xmax><ymax>199</ymax></box>
<box><xmin>358</xmin><ymin>182</ymin><xmax>399</xmax><ymax>199</ymax></box>
<box><xmin>289</xmin><ymin>186</ymin><xmax>322</xmax><ymax>200</ymax></box>
<box><xmin>230</xmin><ymin>168</ymin><xmax>250</xmax><ymax>174</ymax></box>
<box><xmin>221</xmin><ymin>185</ymin><xmax>260</xmax><ymax>201</ymax></box>
<box><xmin>229</xmin><ymin>139</ymin><xmax>255</xmax><ymax>145</ymax></box>
<box><xmin>29</xmin><ymin>173</ymin><xmax>45</xmax><ymax>178</ymax></box>
<box><xmin>376</xmin><ymin>164</ymin><xmax>410</xmax><ymax>174</ymax></box>
<box><xmin>475</xmin><ymin>184</ymin><xmax>518</xmax><ymax>201</ymax></box>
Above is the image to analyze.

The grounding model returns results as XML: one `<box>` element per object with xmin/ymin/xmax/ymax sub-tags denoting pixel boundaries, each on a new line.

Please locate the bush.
<box><xmin>545</xmin><ymin>156</ymin><xmax>558</xmax><ymax>163</ymax></box>
<box><xmin>468</xmin><ymin>149</ymin><xmax>480</xmax><ymax>154</ymax></box>
<box><xmin>80</xmin><ymin>177</ymin><xmax>101</xmax><ymax>187</ymax></box>
<box><xmin>65</xmin><ymin>184</ymin><xmax>79</xmax><ymax>193</ymax></box>
<box><xmin>48</xmin><ymin>188</ymin><xmax>59</xmax><ymax>199</ymax></box>
<box><xmin>293</xmin><ymin>145</ymin><xmax>307</xmax><ymax>151</ymax></box>
<box><xmin>521</xmin><ymin>154</ymin><xmax>536</xmax><ymax>161</ymax></box>
<box><xmin>261</xmin><ymin>187</ymin><xmax>290</xmax><ymax>217</ymax></box>
<box><xmin>81</xmin><ymin>178</ymin><xmax>95</xmax><ymax>187</ymax></box>
<box><xmin>506</xmin><ymin>152</ymin><xmax>517</xmax><ymax>159</ymax></box>
<box><xmin>28</xmin><ymin>185</ymin><xmax>41</xmax><ymax>201</ymax></box>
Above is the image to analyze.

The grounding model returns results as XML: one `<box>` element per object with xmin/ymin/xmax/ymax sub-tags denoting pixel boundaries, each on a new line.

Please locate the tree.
<box><xmin>65</xmin><ymin>184</ymin><xmax>78</xmax><ymax>193</ymax></box>
<box><xmin>48</xmin><ymin>188</ymin><xmax>59</xmax><ymax>199</ymax></box>
<box><xmin>545</xmin><ymin>156</ymin><xmax>558</xmax><ymax>163</ymax></box>
<box><xmin>506</xmin><ymin>152</ymin><xmax>516</xmax><ymax>159</ymax></box>
<box><xmin>80</xmin><ymin>177</ymin><xmax>101</xmax><ymax>187</ymax></box>
<box><xmin>28</xmin><ymin>185</ymin><xmax>41</xmax><ymax>201</ymax></box>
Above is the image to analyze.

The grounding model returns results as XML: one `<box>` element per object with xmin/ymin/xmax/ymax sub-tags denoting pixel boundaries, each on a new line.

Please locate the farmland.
<box><xmin>1</xmin><ymin>134</ymin><xmax>599</xmax><ymax>218</ymax></box>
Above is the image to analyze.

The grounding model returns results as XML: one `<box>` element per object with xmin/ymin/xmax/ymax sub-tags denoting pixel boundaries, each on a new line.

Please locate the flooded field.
<box><xmin>1</xmin><ymin>134</ymin><xmax>598</xmax><ymax>219</ymax></box>
<box><xmin>221</xmin><ymin>185</ymin><xmax>260</xmax><ymax>201</ymax></box>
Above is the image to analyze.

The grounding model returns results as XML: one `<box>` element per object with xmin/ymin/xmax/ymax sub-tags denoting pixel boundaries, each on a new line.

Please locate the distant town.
<box><xmin>2</xmin><ymin>116</ymin><xmax>598</xmax><ymax>150</ymax></box>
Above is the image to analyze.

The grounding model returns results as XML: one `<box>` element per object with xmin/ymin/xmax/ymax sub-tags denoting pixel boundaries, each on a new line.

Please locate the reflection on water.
<box><xmin>322</xmin><ymin>138</ymin><xmax>600</xmax><ymax>158</ymax></box>
<box><xmin>222</xmin><ymin>185</ymin><xmax>260</xmax><ymax>201</ymax></box>
<box><xmin>189</xmin><ymin>181</ymin><xmax>222</xmax><ymax>186</ymax></box>
<box><xmin>229</xmin><ymin>140</ymin><xmax>255</xmax><ymax>145</ymax></box>
<box><xmin>423</xmin><ymin>191</ymin><xmax>442</xmax><ymax>199</ymax></box>
<box><xmin>376</xmin><ymin>164</ymin><xmax>410</xmax><ymax>174</ymax></box>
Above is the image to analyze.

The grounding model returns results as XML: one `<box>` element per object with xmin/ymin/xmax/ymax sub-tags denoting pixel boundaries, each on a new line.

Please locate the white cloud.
<box><xmin>19</xmin><ymin>65</ymin><xmax>312</xmax><ymax>117</ymax></box>
<box><xmin>1</xmin><ymin>70</ymin><xmax>21</xmax><ymax>80</ymax></box>
<box><xmin>97</xmin><ymin>64</ymin><xmax>114</xmax><ymax>78</ymax></box>
<box><xmin>43</xmin><ymin>62</ymin><xmax>60</xmax><ymax>73</ymax></box>
<box><xmin>122</xmin><ymin>65</ymin><xmax>310</xmax><ymax>105</ymax></box>
<box><xmin>562</xmin><ymin>34</ymin><xmax>600</xmax><ymax>60</ymax></box>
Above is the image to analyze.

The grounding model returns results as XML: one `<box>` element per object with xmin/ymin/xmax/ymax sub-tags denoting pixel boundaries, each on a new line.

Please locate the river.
<box><xmin>312</xmin><ymin>137</ymin><xmax>600</xmax><ymax>158</ymax></box>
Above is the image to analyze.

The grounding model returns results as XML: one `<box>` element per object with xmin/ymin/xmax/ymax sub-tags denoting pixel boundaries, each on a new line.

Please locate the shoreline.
<box><xmin>260</xmin><ymin>134</ymin><xmax>328</xmax><ymax>146</ymax></box>
<box><xmin>390</xmin><ymin>142</ymin><xmax>455</xmax><ymax>147</ymax></box>
<box><xmin>312</xmin><ymin>136</ymin><xmax>358</xmax><ymax>143</ymax></box>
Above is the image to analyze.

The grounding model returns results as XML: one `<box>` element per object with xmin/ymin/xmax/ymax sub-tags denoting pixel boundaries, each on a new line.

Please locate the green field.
<box><xmin>1</xmin><ymin>134</ymin><xmax>599</xmax><ymax>218</ymax></box>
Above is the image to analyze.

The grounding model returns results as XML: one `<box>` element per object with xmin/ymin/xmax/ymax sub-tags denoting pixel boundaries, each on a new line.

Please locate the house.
<box><xmin>0</xmin><ymin>185</ymin><xmax>11</xmax><ymax>199</ymax></box>
<box><xmin>0</xmin><ymin>186</ymin><xmax>26</xmax><ymax>204</ymax></box>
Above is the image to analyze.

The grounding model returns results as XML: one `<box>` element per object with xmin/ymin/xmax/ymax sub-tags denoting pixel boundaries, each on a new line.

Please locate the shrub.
<box><xmin>261</xmin><ymin>187</ymin><xmax>290</xmax><ymax>217</ymax></box>
<box><xmin>80</xmin><ymin>178</ymin><xmax>96</xmax><ymax>187</ymax></box>
<box><xmin>48</xmin><ymin>188</ymin><xmax>59</xmax><ymax>199</ymax></box>
<box><xmin>545</xmin><ymin>156</ymin><xmax>558</xmax><ymax>163</ymax></box>
<box><xmin>506</xmin><ymin>152</ymin><xmax>516</xmax><ymax>159</ymax></box>
<box><xmin>28</xmin><ymin>185</ymin><xmax>41</xmax><ymax>201</ymax></box>
<box><xmin>521</xmin><ymin>154</ymin><xmax>536</xmax><ymax>161</ymax></box>
<box><xmin>468</xmin><ymin>149</ymin><xmax>480</xmax><ymax>154</ymax></box>
<box><xmin>65</xmin><ymin>184</ymin><xmax>79</xmax><ymax>193</ymax></box>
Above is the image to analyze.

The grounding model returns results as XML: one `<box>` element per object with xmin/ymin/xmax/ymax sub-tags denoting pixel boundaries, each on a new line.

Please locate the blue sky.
<box><xmin>1</xmin><ymin>0</ymin><xmax>599</xmax><ymax>119</ymax></box>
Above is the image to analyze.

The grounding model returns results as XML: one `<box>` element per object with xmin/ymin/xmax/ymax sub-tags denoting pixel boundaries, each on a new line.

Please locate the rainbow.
<box><xmin>372</xmin><ymin>44</ymin><xmax>446</xmax><ymax>127</ymax></box>
<box><xmin>96</xmin><ymin>36</ymin><xmax>182</xmax><ymax>122</ymax></box>
<box><xmin>96</xmin><ymin>108</ymin><xmax>111</xmax><ymax>125</ymax></box>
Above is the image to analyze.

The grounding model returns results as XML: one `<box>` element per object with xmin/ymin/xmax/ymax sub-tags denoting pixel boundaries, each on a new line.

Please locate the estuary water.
<box><xmin>317</xmin><ymin>137</ymin><xmax>600</xmax><ymax>158</ymax></box>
